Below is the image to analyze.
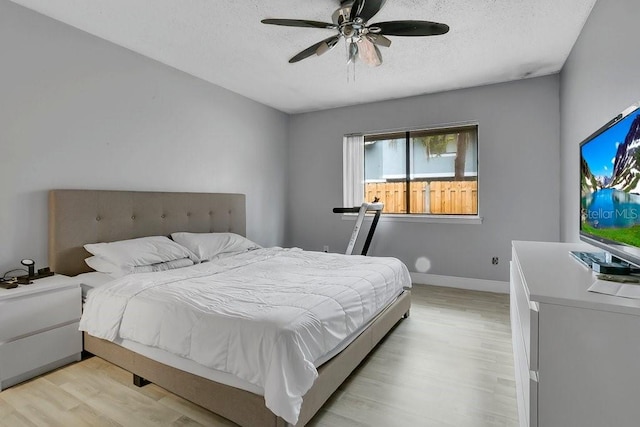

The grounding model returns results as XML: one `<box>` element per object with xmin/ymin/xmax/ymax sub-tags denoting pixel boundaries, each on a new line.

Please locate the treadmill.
<box><xmin>332</xmin><ymin>200</ymin><xmax>384</xmax><ymax>256</ymax></box>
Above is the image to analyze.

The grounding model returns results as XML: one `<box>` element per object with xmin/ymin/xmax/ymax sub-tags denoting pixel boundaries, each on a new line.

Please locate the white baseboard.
<box><xmin>410</xmin><ymin>272</ymin><xmax>509</xmax><ymax>294</ymax></box>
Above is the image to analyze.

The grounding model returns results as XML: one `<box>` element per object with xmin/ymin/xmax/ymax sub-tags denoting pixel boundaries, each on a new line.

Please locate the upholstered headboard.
<box><xmin>49</xmin><ymin>190</ymin><xmax>246</xmax><ymax>276</ymax></box>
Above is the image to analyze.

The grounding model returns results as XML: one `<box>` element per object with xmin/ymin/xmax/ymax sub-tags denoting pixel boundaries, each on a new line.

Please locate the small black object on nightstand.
<box><xmin>21</xmin><ymin>259</ymin><xmax>35</xmax><ymax>278</ymax></box>
<box><xmin>0</xmin><ymin>278</ymin><xmax>18</xmax><ymax>289</ymax></box>
<box><xmin>16</xmin><ymin>277</ymin><xmax>33</xmax><ymax>285</ymax></box>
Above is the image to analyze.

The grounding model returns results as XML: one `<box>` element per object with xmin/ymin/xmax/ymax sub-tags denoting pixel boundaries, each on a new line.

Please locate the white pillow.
<box><xmin>85</xmin><ymin>256</ymin><xmax>126</xmax><ymax>277</ymax></box>
<box><xmin>171</xmin><ymin>232</ymin><xmax>261</xmax><ymax>261</ymax></box>
<box><xmin>85</xmin><ymin>255</ymin><xmax>195</xmax><ymax>277</ymax></box>
<box><xmin>84</xmin><ymin>236</ymin><xmax>199</xmax><ymax>269</ymax></box>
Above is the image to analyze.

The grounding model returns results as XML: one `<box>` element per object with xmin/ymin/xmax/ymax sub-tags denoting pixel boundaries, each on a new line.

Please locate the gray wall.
<box><xmin>0</xmin><ymin>1</ymin><xmax>289</xmax><ymax>274</ymax></box>
<box><xmin>287</xmin><ymin>76</ymin><xmax>561</xmax><ymax>282</ymax></box>
<box><xmin>560</xmin><ymin>0</ymin><xmax>640</xmax><ymax>242</ymax></box>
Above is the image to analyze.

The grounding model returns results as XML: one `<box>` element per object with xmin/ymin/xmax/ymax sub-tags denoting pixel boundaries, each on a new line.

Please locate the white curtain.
<box><xmin>343</xmin><ymin>134</ymin><xmax>365</xmax><ymax>207</ymax></box>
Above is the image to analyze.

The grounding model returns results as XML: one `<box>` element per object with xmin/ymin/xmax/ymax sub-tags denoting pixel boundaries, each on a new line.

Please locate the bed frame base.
<box><xmin>84</xmin><ymin>290</ymin><xmax>410</xmax><ymax>427</ymax></box>
<box><xmin>133</xmin><ymin>374</ymin><xmax>151</xmax><ymax>387</ymax></box>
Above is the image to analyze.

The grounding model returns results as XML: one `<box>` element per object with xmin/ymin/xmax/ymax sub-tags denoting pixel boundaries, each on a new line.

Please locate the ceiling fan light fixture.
<box><xmin>367</xmin><ymin>33</ymin><xmax>392</xmax><ymax>48</ymax></box>
<box><xmin>358</xmin><ymin>37</ymin><xmax>382</xmax><ymax>66</ymax></box>
<box><xmin>347</xmin><ymin>41</ymin><xmax>359</xmax><ymax>64</ymax></box>
<box><xmin>342</xmin><ymin>24</ymin><xmax>355</xmax><ymax>38</ymax></box>
<box><xmin>332</xmin><ymin>3</ymin><xmax>353</xmax><ymax>25</ymax></box>
<box><xmin>316</xmin><ymin>36</ymin><xmax>341</xmax><ymax>56</ymax></box>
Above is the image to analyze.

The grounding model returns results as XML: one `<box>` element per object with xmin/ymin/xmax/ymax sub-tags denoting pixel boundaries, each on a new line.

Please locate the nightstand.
<box><xmin>0</xmin><ymin>274</ymin><xmax>82</xmax><ymax>391</ymax></box>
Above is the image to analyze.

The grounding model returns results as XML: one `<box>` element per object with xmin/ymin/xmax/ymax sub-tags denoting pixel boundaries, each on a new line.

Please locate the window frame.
<box><xmin>343</xmin><ymin>121</ymin><xmax>482</xmax><ymax>224</ymax></box>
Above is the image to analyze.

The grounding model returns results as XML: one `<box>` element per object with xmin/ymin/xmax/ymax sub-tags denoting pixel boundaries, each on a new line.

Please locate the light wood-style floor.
<box><xmin>0</xmin><ymin>285</ymin><xmax>518</xmax><ymax>427</ymax></box>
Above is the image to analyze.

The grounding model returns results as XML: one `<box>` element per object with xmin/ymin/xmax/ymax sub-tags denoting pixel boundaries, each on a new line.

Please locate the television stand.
<box><xmin>569</xmin><ymin>250</ymin><xmax>631</xmax><ymax>275</ymax></box>
<box><xmin>512</xmin><ymin>241</ymin><xmax>640</xmax><ymax>427</ymax></box>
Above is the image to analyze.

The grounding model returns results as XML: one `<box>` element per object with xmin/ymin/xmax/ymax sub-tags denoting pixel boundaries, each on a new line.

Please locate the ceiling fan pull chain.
<box><xmin>346</xmin><ymin>42</ymin><xmax>350</xmax><ymax>83</ymax></box>
<box><xmin>346</xmin><ymin>56</ymin><xmax>356</xmax><ymax>83</ymax></box>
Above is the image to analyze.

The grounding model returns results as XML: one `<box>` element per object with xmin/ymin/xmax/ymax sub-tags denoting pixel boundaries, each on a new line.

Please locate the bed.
<box><xmin>48</xmin><ymin>189</ymin><xmax>411</xmax><ymax>427</ymax></box>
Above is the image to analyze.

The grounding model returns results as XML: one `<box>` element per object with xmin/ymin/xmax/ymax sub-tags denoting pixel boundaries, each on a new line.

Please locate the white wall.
<box><xmin>0</xmin><ymin>1</ymin><xmax>289</xmax><ymax>274</ymax></box>
<box><xmin>287</xmin><ymin>76</ymin><xmax>561</xmax><ymax>283</ymax></box>
<box><xmin>560</xmin><ymin>0</ymin><xmax>640</xmax><ymax>242</ymax></box>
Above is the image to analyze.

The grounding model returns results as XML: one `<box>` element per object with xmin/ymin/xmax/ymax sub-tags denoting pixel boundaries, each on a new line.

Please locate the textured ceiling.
<box><xmin>9</xmin><ymin>0</ymin><xmax>597</xmax><ymax>114</ymax></box>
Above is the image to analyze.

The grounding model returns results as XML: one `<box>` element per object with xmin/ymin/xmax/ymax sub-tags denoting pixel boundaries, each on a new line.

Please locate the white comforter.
<box><xmin>79</xmin><ymin>248</ymin><xmax>411</xmax><ymax>424</ymax></box>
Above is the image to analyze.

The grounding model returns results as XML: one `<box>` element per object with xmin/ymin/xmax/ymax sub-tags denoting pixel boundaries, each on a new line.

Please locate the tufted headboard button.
<box><xmin>161</xmin><ymin>214</ymin><xmax>166</xmax><ymax>219</ymax></box>
<box><xmin>131</xmin><ymin>215</ymin><xmax>136</xmax><ymax>220</ymax></box>
<box><xmin>96</xmin><ymin>216</ymin><xmax>101</xmax><ymax>221</ymax></box>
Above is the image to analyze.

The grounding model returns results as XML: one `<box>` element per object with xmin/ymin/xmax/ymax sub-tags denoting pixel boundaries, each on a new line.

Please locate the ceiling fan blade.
<box><xmin>358</xmin><ymin>37</ymin><xmax>382</xmax><ymax>67</ymax></box>
<box><xmin>371</xmin><ymin>20</ymin><xmax>450</xmax><ymax>37</ymax></box>
<box><xmin>350</xmin><ymin>0</ymin><xmax>387</xmax><ymax>22</ymax></box>
<box><xmin>349</xmin><ymin>0</ymin><xmax>365</xmax><ymax>21</ymax></box>
<box><xmin>289</xmin><ymin>36</ymin><xmax>341</xmax><ymax>63</ymax></box>
<box><xmin>261</xmin><ymin>19</ymin><xmax>336</xmax><ymax>30</ymax></box>
<box><xmin>347</xmin><ymin>41</ymin><xmax>359</xmax><ymax>64</ymax></box>
<box><xmin>366</xmin><ymin>33</ymin><xmax>391</xmax><ymax>48</ymax></box>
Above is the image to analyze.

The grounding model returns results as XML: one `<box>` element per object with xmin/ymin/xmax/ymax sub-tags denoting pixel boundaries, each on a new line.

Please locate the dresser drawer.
<box><xmin>529</xmin><ymin>371</ymin><xmax>539</xmax><ymax>427</ymax></box>
<box><xmin>511</xmin><ymin>256</ymin><xmax>539</xmax><ymax>370</ymax></box>
<box><xmin>511</xmin><ymin>284</ymin><xmax>530</xmax><ymax>427</ymax></box>
<box><xmin>0</xmin><ymin>287</ymin><xmax>81</xmax><ymax>343</ymax></box>
<box><xmin>0</xmin><ymin>322</ymin><xmax>81</xmax><ymax>388</ymax></box>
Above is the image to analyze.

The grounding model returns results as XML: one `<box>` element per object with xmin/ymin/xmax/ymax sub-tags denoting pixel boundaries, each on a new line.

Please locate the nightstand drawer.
<box><xmin>0</xmin><ymin>287</ymin><xmax>81</xmax><ymax>343</ymax></box>
<box><xmin>0</xmin><ymin>322</ymin><xmax>81</xmax><ymax>389</ymax></box>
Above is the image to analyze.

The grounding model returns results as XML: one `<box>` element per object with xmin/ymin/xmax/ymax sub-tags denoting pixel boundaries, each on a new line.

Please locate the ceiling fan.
<box><xmin>261</xmin><ymin>0</ymin><xmax>450</xmax><ymax>67</ymax></box>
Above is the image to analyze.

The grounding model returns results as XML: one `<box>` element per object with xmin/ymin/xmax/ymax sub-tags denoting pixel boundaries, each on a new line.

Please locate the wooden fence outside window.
<box><xmin>364</xmin><ymin>181</ymin><xmax>478</xmax><ymax>215</ymax></box>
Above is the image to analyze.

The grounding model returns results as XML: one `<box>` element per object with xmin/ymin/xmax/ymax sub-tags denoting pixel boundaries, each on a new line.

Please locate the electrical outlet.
<box><xmin>492</xmin><ymin>257</ymin><xmax>499</xmax><ymax>265</ymax></box>
<box><xmin>323</xmin><ymin>245</ymin><xmax>329</xmax><ymax>253</ymax></box>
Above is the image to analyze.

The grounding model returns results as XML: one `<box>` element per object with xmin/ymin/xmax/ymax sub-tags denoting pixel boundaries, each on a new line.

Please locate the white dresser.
<box><xmin>0</xmin><ymin>274</ymin><xmax>82</xmax><ymax>390</ymax></box>
<box><xmin>511</xmin><ymin>241</ymin><xmax>640</xmax><ymax>427</ymax></box>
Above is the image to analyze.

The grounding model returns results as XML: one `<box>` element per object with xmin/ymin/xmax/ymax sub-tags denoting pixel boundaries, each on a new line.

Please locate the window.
<box><xmin>344</xmin><ymin>124</ymin><xmax>478</xmax><ymax>216</ymax></box>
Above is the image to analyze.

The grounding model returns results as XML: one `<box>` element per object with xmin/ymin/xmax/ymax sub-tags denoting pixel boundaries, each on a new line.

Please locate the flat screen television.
<box><xmin>580</xmin><ymin>103</ymin><xmax>640</xmax><ymax>267</ymax></box>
